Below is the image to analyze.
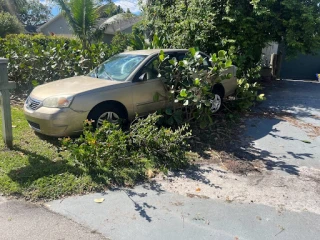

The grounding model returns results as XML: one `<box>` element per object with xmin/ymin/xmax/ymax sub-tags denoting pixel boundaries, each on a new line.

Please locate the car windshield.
<box><xmin>88</xmin><ymin>54</ymin><xmax>147</xmax><ymax>81</ymax></box>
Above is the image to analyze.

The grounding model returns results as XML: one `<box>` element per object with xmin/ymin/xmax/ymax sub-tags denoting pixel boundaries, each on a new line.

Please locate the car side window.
<box><xmin>176</xmin><ymin>52</ymin><xmax>187</xmax><ymax>61</ymax></box>
<box><xmin>176</xmin><ymin>52</ymin><xmax>210</xmax><ymax>70</ymax></box>
<box><xmin>200</xmin><ymin>54</ymin><xmax>210</xmax><ymax>70</ymax></box>
<box><xmin>140</xmin><ymin>58</ymin><xmax>160</xmax><ymax>80</ymax></box>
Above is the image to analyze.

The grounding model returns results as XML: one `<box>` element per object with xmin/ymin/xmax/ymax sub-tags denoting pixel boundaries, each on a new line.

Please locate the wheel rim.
<box><xmin>97</xmin><ymin>111</ymin><xmax>120</xmax><ymax>126</ymax></box>
<box><xmin>210</xmin><ymin>94</ymin><xmax>221</xmax><ymax>113</ymax></box>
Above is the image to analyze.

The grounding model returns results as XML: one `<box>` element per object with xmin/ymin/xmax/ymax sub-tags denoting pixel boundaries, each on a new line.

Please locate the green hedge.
<box><xmin>0</xmin><ymin>34</ymin><xmax>126</xmax><ymax>93</ymax></box>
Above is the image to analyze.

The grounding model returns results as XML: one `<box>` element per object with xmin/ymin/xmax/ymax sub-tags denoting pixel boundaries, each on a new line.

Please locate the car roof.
<box><xmin>120</xmin><ymin>49</ymin><xmax>189</xmax><ymax>56</ymax></box>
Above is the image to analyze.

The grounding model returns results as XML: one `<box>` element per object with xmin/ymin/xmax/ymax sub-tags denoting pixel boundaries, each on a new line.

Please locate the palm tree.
<box><xmin>55</xmin><ymin>0</ymin><xmax>98</xmax><ymax>49</ymax></box>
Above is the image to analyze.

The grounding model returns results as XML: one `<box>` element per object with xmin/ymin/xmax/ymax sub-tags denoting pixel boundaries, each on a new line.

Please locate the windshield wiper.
<box><xmin>94</xmin><ymin>67</ymin><xmax>113</xmax><ymax>81</ymax></box>
<box><xmin>104</xmin><ymin>71</ymin><xmax>114</xmax><ymax>81</ymax></box>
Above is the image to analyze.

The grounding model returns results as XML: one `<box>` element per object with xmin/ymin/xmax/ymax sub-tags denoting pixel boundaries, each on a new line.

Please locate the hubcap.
<box><xmin>97</xmin><ymin>112</ymin><xmax>120</xmax><ymax>126</ymax></box>
<box><xmin>210</xmin><ymin>94</ymin><xmax>221</xmax><ymax>113</ymax></box>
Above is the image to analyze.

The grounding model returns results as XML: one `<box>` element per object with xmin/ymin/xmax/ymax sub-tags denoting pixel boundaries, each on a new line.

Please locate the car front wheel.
<box><xmin>87</xmin><ymin>103</ymin><xmax>127</xmax><ymax>128</ymax></box>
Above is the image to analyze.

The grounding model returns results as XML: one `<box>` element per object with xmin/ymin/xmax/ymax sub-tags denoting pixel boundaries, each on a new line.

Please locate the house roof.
<box><xmin>37</xmin><ymin>13</ymin><xmax>141</xmax><ymax>35</ymax></box>
<box><xmin>37</xmin><ymin>14</ymin><xmax>64</xmax><ymax>32</ymax></box>
<box><xmin>100</xmin><ymin>13</ymin><xmax>141</xmax><ymax>35</ymax></box>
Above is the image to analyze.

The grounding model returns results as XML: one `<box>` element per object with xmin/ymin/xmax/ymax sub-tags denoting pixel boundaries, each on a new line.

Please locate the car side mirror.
<box><xmin>136</xmin><ymin>73</ymin><xmax>147</xmax><ymax>82</ymax></box>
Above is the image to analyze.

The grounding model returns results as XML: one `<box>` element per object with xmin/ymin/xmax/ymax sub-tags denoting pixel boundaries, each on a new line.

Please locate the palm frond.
<box><xmin>70</xmin><ymin>0</ymin><xmax>97</xmax><ymax>36</ymax></box>
<box><xmin>55</xmin><ymin>0</ymin><xmax>98</xmax><ymax>45</ymax></box>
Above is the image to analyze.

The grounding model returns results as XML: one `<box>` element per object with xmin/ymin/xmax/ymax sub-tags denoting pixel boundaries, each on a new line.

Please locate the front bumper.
<box><xmin>24</xmin><ymin>104</ymin><xmax>88</xmax><ymax>137</ymax></box>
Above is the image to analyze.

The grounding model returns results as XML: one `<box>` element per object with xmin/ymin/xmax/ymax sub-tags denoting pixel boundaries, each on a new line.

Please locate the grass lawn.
<box><xmin>0</xmin><ymin>105</ymin><xmax>241</xmax><ymax>201</ymax></box>
<box><xmin>0</xmin><ymin>106</ymin><xmax>104</xmax><ymax>201</ymax></box>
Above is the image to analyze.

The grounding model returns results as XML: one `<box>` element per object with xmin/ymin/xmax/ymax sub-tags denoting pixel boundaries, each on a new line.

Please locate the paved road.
<box><xmin>0</xmin><ymin>196</ymin><xmax>107</xmax><ymax>240</ymax></box>
<box><xmin>47</xmin><ymin>185</ymin><xmax>320</xmax><ymax>240</ymax></box>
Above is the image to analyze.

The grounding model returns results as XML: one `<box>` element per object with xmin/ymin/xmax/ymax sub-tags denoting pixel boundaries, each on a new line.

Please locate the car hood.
<box><xmin>30</xmin><ymin>76</ymin><xmax>122</xmax><ymax>100</ymax></box>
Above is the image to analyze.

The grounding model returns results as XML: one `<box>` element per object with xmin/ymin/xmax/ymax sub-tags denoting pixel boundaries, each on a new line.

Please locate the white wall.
<box><xmin>262</xmin><ymin>42</ymin><xmax>279</xmax><ymax>63</ymax></box>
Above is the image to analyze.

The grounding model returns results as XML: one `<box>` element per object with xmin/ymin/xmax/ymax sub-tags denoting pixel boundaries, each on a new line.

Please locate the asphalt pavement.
<box><xmin>0</xmin><ymin>196</ymin><xmax>107</xmax><ymax>240</ymax></box>
<box><xmin>244</xmin><ymin>79</ymin><xmax>320</xmax><ymax>170</ymax></box>
<box><xmin>47</xmin><ymin>185</ymin><xmax>320</xmax><ymax>240</ymax></box>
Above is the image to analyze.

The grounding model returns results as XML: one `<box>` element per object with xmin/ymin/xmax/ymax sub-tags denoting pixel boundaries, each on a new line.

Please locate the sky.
<box><xmin>39</xmin><ymin>0</ymin><xmax>141</xmax><ymax>17</ymax></box>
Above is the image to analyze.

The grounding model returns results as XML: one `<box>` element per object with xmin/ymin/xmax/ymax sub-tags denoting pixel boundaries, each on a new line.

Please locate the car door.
<box><xmin>131</xmin><ymin>56</ymin><xmax>168</xmax><ymax>116</ymax></box>
<box><xmin>220</xmin><ymin>66</ymin><xmax>237</xmax><ymax>96</ymax></box>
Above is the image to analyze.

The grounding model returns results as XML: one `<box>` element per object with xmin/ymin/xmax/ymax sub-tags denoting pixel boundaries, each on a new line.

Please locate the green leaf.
<box><xmin>226</xmin><ymin>73</ymin><xmax>232</xmax><ymax>79</ymax></box>
<box><xmin>211</xmin><ymin>53</ymin><xmax>217</xmax><ymax>62</ymax></box>
<box><xmin>225</xmin><ymin>59</ymin><xmax>232</xmax><ymax>68</ymax></box>
<box><xmin>218</xmin><ymin>50</ymin><xmax>226</xmax><ymax>58</ymax></box>
<box><xmin>165</xmin><ymin>108</ymin><xmax>173</xmax><ymax>115</ymax></box>
<box><xmin>159</xmin><ymin>51</ymin><xmax>165</xmax><ymax>62</ymax></box>
<box><xmin>31</xmin><ymin>80</ymin><xmax>39</xmax><ymax>87</ymax></box>
<box><xmin>180</xmin><ymin>89</ymin><xmax>188</xmax><ymax>98</ymax></box>
<box><xmin>194</xmin><ymin>78</ymin><xmax>200</xmax><ymax>86</ymax></box>
<box><xmin>256</xmin><ymin>93</ymin><xmax>266</xmax><ymax>101</ymax></box>
<box><xmin>153</xmin><ymin>34</ymin><xmax>160</xmax><ymax>47</ymax></box>
<box><xmin>189</xmin><ymin>48</ymin><xmax>196</xmax><ymax>57</ymax></box>
<box><xmin>172</xmin><ymin>111</ymin><xmax>183</xmax><ymax>124</ymax></box>
<box><xmin>169</xmin><ymin>59</ymin><xmax>175</xmax><ymax>65</ymax></box>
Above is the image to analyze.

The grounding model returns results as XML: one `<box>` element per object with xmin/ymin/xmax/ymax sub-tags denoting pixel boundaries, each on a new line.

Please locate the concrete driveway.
<box><xmin>245</xmin><ymin>79</ymin><xmax>320</xmax><ymax>170</ymax></box>
<box><xmin>45</xmin><ymin>79</ymin><xmax>320</xmax><ymax>240</ymax></box>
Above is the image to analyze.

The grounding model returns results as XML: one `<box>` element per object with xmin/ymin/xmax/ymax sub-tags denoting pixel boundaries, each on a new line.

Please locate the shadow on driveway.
<box><xmin>188</xmin><ymin>80</ymin><xmax>320</xmax><ymax>178</ymax></box>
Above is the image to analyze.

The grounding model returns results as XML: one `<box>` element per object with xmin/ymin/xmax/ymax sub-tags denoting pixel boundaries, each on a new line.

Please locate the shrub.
<box><xmin>0</xmin><ymin>12</ymin><xmax>23</xmax><ymax>38</ymax></box>
<box><xmin>231</xmin><ymin>78</ymin><xmax>266</xmax><ymax>111</ymax></box>
<box><xmin>0</xmin><ymin>34</ymin><xmax>127</xmax><ymax>93</ymax></box>
<box><xmin>157</xmin><ymin>48</ymin><xmax>233</xmax><ymax>128</ymax></box>
<box><xmin>62</xmin><ymin>113</ymin><xmax>191</xmax><ymax>186</ymax></box>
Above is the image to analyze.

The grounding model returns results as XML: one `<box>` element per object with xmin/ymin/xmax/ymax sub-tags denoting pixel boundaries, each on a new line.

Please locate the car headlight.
<box><xmin>42</xmin><ymin>95</ymin><xmax>74</xmax><ymax>108</ymax></box>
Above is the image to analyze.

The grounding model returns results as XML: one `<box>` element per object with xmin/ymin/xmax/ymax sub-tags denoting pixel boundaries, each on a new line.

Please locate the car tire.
<box><xmin>87</xmin><ymin>102</ymin><xmax>127</xmax><ymax>128</ymax></box>
<box><xmin>210</xmin><ymin>88</ymin><xmax>224</xmax><ymax>113</ymax></box>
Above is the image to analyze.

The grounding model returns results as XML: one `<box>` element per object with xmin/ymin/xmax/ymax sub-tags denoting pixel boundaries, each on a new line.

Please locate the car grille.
<box><xmin>25</xmin><ymin>97</ymin><xmax>42</xmax><ymax>111</ymax></box>
<box><xmin>27</xmin><ymin>121</ymin><xmax>40</xmax><ymax>130</ymax></box>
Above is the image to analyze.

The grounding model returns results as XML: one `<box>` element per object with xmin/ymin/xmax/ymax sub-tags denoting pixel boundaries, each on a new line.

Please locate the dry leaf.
<box><xmin>196</xmin><ymin>188</ymin><xmax>201</xmax><ymax>192</ymax></box>
<box><xmin>94</xmin><ymin>198</ymin><xmax>105</xmax><ymax>203</ymax></box>
<box><xmin>226</xmin><ymin>196</ymin><xmax>233</xmax><ymax>203</ymax></box>
<box><xmin>12</xmin><ymin>125</ymin><xmax>17</xmax><ymax>128</ymax></box>
<box><xmin>145</xmin><ymin>169</ymin><xmax>155</xmax><ymax>178</ymax></box>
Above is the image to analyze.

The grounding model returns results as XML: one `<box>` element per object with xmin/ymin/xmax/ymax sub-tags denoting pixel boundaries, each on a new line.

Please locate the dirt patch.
<box><xmin>155</xmin><ymin>165</ymin><xmax>320</xmax><ymax>214</ymax></box>
<box><xmin>221</xmin><ymin>159</ymin><xmax>261</xmax><ymax>175</ymax></box>
<box><xmin>279</xmin><ymin>115</ymin><xmax>320</xmax><ymax>138</ymax></box>
<box><xmin>186</xmin><ymin>193</ymin><xmax>209</xmax><ymax>199</ymax></box>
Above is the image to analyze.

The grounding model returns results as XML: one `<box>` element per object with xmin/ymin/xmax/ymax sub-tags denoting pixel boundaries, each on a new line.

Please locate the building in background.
<box><xmin>37</xmin><ymin>13</ymin><xmax>141</xmax><ymax>43</ymax></box>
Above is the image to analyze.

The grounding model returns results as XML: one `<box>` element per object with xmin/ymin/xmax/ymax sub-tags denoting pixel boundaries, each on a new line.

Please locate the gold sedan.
<box><xmin>24</xmin><ymin>49</ymin><xmax>237</xmax><ymax>136</ymax></box>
